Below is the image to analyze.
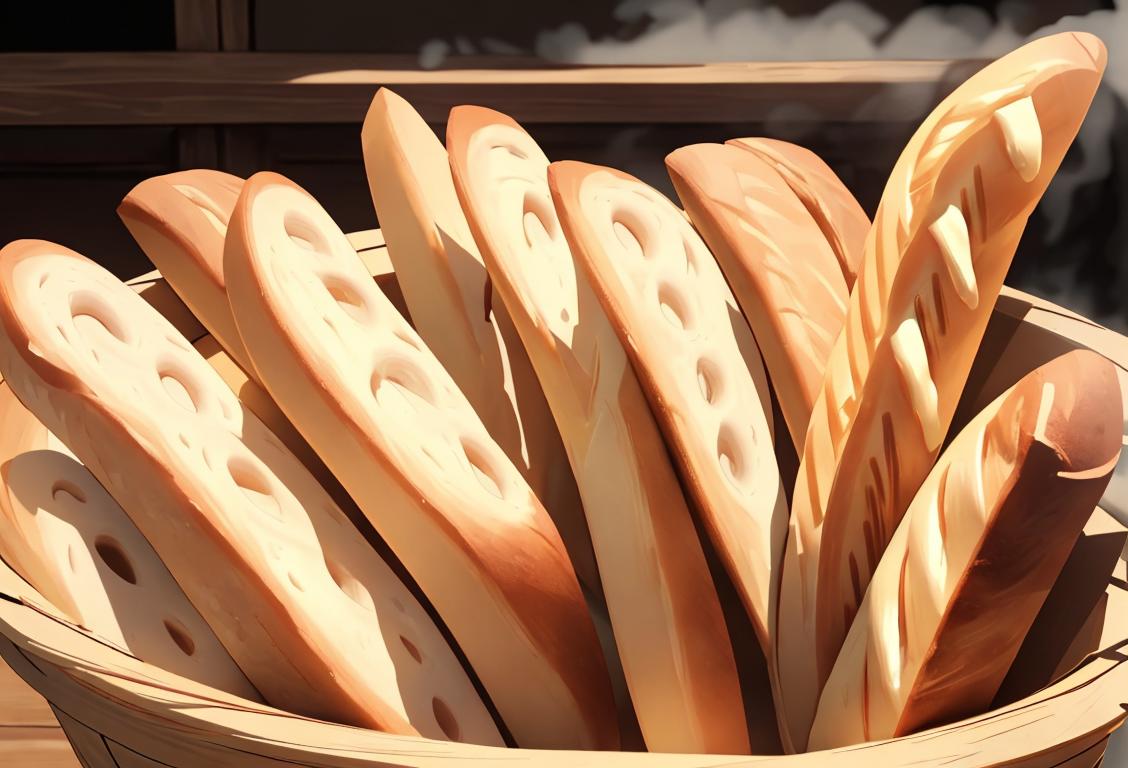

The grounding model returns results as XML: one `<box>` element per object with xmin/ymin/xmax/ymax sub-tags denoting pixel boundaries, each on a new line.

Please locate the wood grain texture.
<box><xmin>0</xmin><ymin>668</ymin><xmax>77</xmax><ymax>768</ymax></box>
<box><xmin>173</xmin><ymin>0</ymin><xmax>222</xmax><ymax>168</ymax></box>
<box><xmin>174</xmin><ymin>0</ymin><xmax>220</xmax><ymax>52</ymax></box>
<box><xmin>218</xmin><ymin>0</ymin><xmax>250</xmax><ymax>52</ymax></box>
<box><xmin>0</xmin><ymin>53</ymin><xmax>983</xmax><ymax>126</ymax></box>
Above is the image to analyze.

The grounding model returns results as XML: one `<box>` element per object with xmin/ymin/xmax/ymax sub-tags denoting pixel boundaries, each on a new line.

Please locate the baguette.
<box><xmin>0</xmin><ymin>240</ymin><xmax>502</xmax><ymax>744</ymax></box>
<box><xmin>0</xmin><ymin>382</ymin><xmax>260</xmax><ymax>701</ymax></box>
<box><xmin>809</xmin><ymin>349</ymin><xmax>1122</xmax><ymax>748</ymax></box>
<box><xmin>119</xmin><ymin>170</ymin><xmax>351</xmax><ymax>509</ymax></box>
<box><xmin>118</xmin><ymin>170</ymin><xmax>250</xmax><ymax>371</ymax></box>
<box><xmin>726</xmin><ymin>138</ymin><xmax>869</xmax><ymax>286</ymax></box>
<box><xmin>666</xmin><ymin>143</ymin><xmax>849</xmax><ymax>449</ymax></box>
<box><xmin>223</xmin><ymin>172</ymin><xmax>616</xmax><ymax>751</ymax></box>
<box><xmin>775</xmin><ymin>31</ymin><xmax>1107</xmax><ymax>752</ymax></box>
<box><xmin>548</xmin><ymin>160</ymin><xmax>787</xmax><ymax>656</ymax></box>
<box><xmin>361</xmin><ymin>89</ymin><xmax>596</xmax><ymax>596</ymax></box>
<box><xmin>447</xmin><ymin>106</ymin><xmax>749</xmax><ymax>755</ymax></box>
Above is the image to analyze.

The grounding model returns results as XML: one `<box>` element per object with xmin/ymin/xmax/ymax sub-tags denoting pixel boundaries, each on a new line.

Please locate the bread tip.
<box><xmin>1069</xmin><ymin>31</ymin><xmax>1107</xmax><ymax>71</ymax></box>
<box><xmin>663</xmin><ymin>143</ymin><xmax>722</xmax><ymax>183</ymax></box>
<box><xmin>446</xmin><ymin>104</ymin><xmax>506</xmax><ymax>152</ymax></box>
<box><xmin>364</xmin><ymin>86</ymin><xmax>398</xmax><ymax>121</ymax></box>
<box><xmin>546</xmin><ymin>160</ymin><xmax>596</xmax><ymax>201</ymax></box>
<box><xmin>1034</xmin><ymin>349</ymin><xmax>1122</xmax><ymax>474</ymax></box>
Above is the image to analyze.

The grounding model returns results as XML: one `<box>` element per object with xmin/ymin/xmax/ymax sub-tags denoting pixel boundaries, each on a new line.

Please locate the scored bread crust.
<box><xmin>726</xmin><ymin>137</ymin><xmax>869</xmax><ymax>287</ymax></box>
<box><xmin>548</xmin><ymin>160</ymin><xmax>786</xmax><ymax>652</ymax></box>
<box><xmin>809</xmin><ymin>349</ymin><xmax>1122</xmax><ymax>748</ymax></box>
<box><xmin>0</xmin><ymin>240</ymin><xmax>502</xmax><ymax>744</ymax></box>
<box><xmin>361</xmin><ymin>88</ymin><xmax>596</xmax><ymax>597</ymax></box>
<box><xmin>666</xmin><ymin>142</ymin><xmax>849</xmax><ymax>449</ymax></box>
<box><xmin>118</xmin><ymin>170</ymin><xmax>250</xmax><ymax>371</ymax></box>
<box><xmin>223</xmin><ymin>172</ymin><xmax>616</xmax><ymax>751</ymax></box>
<box><xmin>0</xmin><ymin>382</ymin><xmax>261</xmax><ymax>701</ymax></box>
<box><xmin>447</xmin><ymin>106</ymin><xmax>749</xmax><ymax>756</ymax></box>
<box><xmin>774</xmin><ymin>31</ymin><xmax>1108</xmax><ymax>752</ymax></box>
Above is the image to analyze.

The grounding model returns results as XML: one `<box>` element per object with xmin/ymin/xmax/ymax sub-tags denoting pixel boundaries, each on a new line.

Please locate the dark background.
<box><xmin>0</xmin><ymin>0</ymin><xmax>1124</xmax><ymax>333</ymax></box>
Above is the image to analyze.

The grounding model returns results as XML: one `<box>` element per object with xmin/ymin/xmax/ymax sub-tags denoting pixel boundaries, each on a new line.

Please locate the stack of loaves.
<box><xmin>0</xmin><ymin>30</ymin><xmax>1121</xmax><ymax>756</ymax></box>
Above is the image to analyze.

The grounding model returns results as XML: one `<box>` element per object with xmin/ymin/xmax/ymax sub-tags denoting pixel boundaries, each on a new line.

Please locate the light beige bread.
<box><xmin>361</xmin><ymin>88</ymin><xmax>596</xmax><ymax>596</ymax></box>
<box><xmin>223</xmin><ymin>171</ymin><xmax>616</xmax><ymax>751</ymax></box>
<box><xmin>118</xmin><ymin>170</ymin><xmax>250</xmax><ymax>372</ymax></box>
<box><xmin>726</xmin><ymin>138</ymin><xmax>869</xmax><ymax>287</ymax></box>
<box><xmin>0</xmin><ymin>382</ymin><xmax>260</xmax><ymax>701</ymax></box>
<box><xmin>666</xmin><ymin>142</ymin><xmax>849</xmax><ymax>449</ymax></box>
<box><xmin>548</xmin><ymin>160</ymin><xmax>787</xmax><ymax>654</ymax></box>
<box><xmin>120</xmin><ymin>171</ymin><xmax>363</xmax><ymax>516</ymax></box>
<box><xmin>809</xmin><ymin>349</ymin><xmax>1122</xmax><ymax>748</ymax></box>
<box><xmin>0</xmin><ymin>240</ymin><xmax>503</xmax><ymax>744</ymax></box>
<box><xmin>192</xmin><ymin>333</ymin><xmax>365</xmax><ymax>511</ymax></box>
<box><xmin>447</xmin><ymin>106</ymin><xmax>749</xmax><ymax>755</ymax></box>
<box><xmin>775</xmin><ymin>31</ymin><xmax>1107</xmax><ymax>752</ymax></box>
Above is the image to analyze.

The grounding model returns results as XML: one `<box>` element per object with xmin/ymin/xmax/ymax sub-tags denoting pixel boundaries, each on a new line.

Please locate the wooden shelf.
<box><xmin>0</xmin><ymin>52</ymin><xmax>985</xmax><ymax>126</ymax></box>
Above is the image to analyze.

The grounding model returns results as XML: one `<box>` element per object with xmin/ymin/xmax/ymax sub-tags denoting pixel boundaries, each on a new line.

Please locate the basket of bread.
<box><xmin>0</xmin><ymin>29</ymin><xmax>1124</xmax><ymax>768</ymax></box>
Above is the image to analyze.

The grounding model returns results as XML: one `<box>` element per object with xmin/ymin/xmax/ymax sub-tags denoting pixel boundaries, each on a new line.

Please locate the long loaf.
<box><xmin>223</xmin><ymin>172</ymin><xmax>617</xmax><ymax>751</ymax></box>
<box><xmin>667</xmin><ymin>142</ymin><xmax>849</xmax><ymax>449</ymax></box>
<box><xmin>118</xmin><ymin>170</ymin><xmax>349</xmax><ymax>510</ymax></box>
<box><xmin>447</xmin><ymin>106</ymin><xmax>749</xmax><ymax>756</ymax></box>
<box><xmin>0</xmin><ymin>240</ymin><xmax>503</xmax><ymax>743</ymax></box>
<box><xmin>809</xmin><ymin>349</ymin><xmax>1122</xmax><ymax>747</ymax></box>
<box><xmin>774</xmin><ymin>31</ymin><xmax>1107</xmax><ymax>751</ymax></box>
<box><xmin>361</xmin><ymin>88</ymin><xmax>595</xmax><ymax>596</ymax></box>
<box><xmin>0</xmin><ymin>382</ymin><xmax>260</xmax><ymax>701</ymax></box>
<box><xmin>118</xmin><ymin>170</ymin><xmax>250</xmax><ymax>370</ymax></box>
<box><xmin>548</xmin><ymin>160</ymin><xmax>787</xmax><ymax>658</ymax></box>
<box><xmin>726</xmin><ymin>137</ymin><xmax>870</xmax><ymax>287</ymax></box>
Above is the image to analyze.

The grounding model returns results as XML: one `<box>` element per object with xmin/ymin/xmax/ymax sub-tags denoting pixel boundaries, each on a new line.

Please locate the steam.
<box><xmin>417</xmin><ymin>1</ymin><xmax>1128</xmax><ymax>332</ymax></box>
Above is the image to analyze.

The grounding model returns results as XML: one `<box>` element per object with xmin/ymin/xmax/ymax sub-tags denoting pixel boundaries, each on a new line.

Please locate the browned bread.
<box><xmin>0</xmin><ymin>240</ymin><xmax>503</xmax><ymax>743</ymax></box>
<box><xmin>118</xmin><ymin>170</ymin><xmax>249</xmax><ymax>371</ymax></box>
<box><xmin>447</xmin><ymin>105</ymin><xmax>749</xmax><ymax>755</ymax></box>
<box><xmin>118</xmin><ymin>170</ymin><xmax>353</xmax><ymax>512</ymax></box>
<box><xmin>361</xmin><ymin>88</ymin><xmax>596</xmax><ymax>597</ymax></box>
<box><xmin>810</xmin><ymin>349</ymin><xmax>1122</xmax><ymax>747</ymax></box>
<box><xmin>774</xmin><ymin>31</ymin><xmax>1107</xmax><ymax>751</ymax></box>
<box><xmin>0</xmin><ymin>382</ymin><xmax>260</xmax><ymax>701</ymax></box>
<box><xmin>547</xmin><ymin>159</ymin><xmax>787</xmax><ymax>655</ymax></box>
<box><xmin>726</xmin><ymin>137</ymin><xmax>869</xmax><ymax>286</ymax></box>
<box><xmin>223</xmin><ymin>171</ymin><xmax>616</xmax><ymax>751</ymax></box>
<box><xmin>667</xmin><ymin>142</ymin><xmax>849</xmax><ymax>449</ymax></box>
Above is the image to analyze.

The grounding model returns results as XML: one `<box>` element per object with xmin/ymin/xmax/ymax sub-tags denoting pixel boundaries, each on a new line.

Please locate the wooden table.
<box><xmin>0</xmin><ymin>659</ymin><xmax>77</xmax><ymax>767</ymax></box>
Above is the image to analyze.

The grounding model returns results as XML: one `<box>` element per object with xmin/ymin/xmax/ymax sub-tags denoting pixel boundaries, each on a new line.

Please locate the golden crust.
<box><xmin>118</xmin><ymin>170</ymin><xmax>248</xmax><ymax>371</ymax></box>
<box><xmin>810</xmin><ymin>350</ymin><xmax>1121</xmax><ymax>747</ymax></box>
<box><xmin>0</xmin><ymin>240</ymin><xmax>501</xmax><ymax>740</ymax></box>
<box><xmin>223</xmin><ymin>171</ymin><xmax>615</xmax><ymax>751</ymax></box>
<box><xmin>775</xmin><ymin>31</ymin><xmax>1107</xmax><ymax>752</ymax></box>
<box><xmin>667</xmin><ymin>142</ymin><xmax>848</xmax><ymax>449</ymax></box>
<box><xmin>726</xmin><ymin>137</ymin><xmax>869</xmax><ymax>287</ymax></box>
<box><xmin>447</xmin><ymin>107</ymin><xmax>747</xmax><ymax>755</ymax></box>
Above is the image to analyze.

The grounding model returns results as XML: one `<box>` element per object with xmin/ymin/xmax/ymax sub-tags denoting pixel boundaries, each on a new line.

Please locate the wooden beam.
<box><xmin>218</xmin><ymin>0</ymin><xmax>251</xmax><ymax>52</ymax></box>
<box><xmin>216</xmin><ymin>0</ymin><xmax>257</xmax><ymax>175</ymax></box>
<box><xmin>174</xmin><ymin>0</ymin><xmax>220</xmax><ymax>52</ymax></box>
<box><xmin>0</xmin><ymin>52</ymin><xmax>983</xmax><ymax>126</ymax></box>
<box><xmin>174</xmin><ymin>1</ymin><xmax>221</xmax><ymax>169</ymax></box>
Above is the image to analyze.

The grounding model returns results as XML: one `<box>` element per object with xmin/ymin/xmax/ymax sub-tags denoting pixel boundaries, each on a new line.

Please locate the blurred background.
<box><xmin>0</xmin><ymin>1</ymin><xmax>1125</xmax><ymax>766</ymax></box>
<box><xmin>1</xmin><ymin>0</ymin><xmax>1125</xmax><ymax>330</ymax></box>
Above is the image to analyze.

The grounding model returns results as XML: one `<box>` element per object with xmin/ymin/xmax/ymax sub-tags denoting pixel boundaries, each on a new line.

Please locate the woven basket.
<box><xmin>0</xmin><ymin>229</ymin><xmax>1124</xmax><ymax>768</ymax></box>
